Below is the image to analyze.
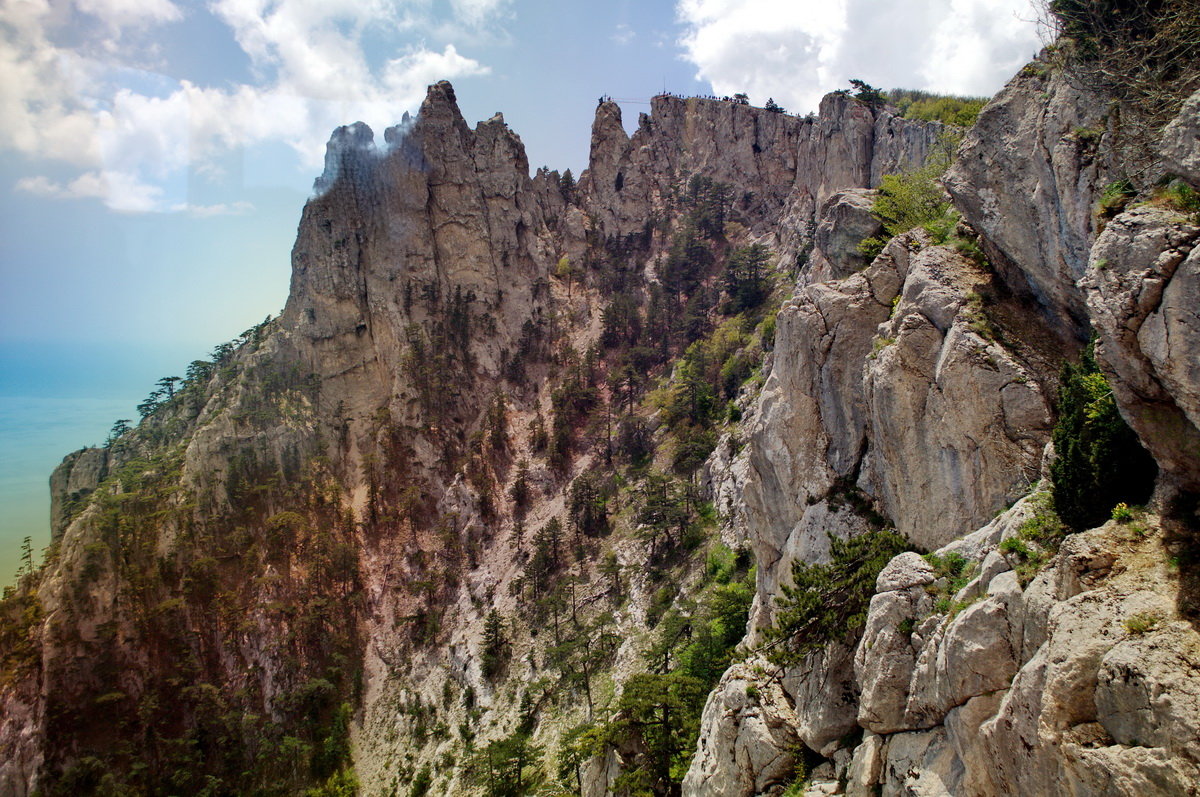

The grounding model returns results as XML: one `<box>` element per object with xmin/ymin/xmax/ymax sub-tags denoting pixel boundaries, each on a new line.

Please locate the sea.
<box><xmin>0</xmin><ymin>341</ymin><xmax>207</xmax><ymax>588</ymax></box>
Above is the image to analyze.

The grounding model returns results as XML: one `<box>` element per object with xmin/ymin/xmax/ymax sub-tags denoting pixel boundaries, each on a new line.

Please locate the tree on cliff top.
<box><xmin>849</xmin><ymin>79</ymin><xmax>886</xmax><ymax>108</ymax></box>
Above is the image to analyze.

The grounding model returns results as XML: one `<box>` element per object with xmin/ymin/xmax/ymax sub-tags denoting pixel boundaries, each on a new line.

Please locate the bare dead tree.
<box><xmin>1037</xmin><ymin>0</ymin><xmax>1200</xmax><ymax>176</ymax></box>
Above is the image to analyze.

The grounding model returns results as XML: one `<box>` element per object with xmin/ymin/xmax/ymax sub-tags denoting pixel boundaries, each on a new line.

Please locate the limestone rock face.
<box><xmin>0</xmin><ymin>677</ymin><xmax>40</xmax><ymax>797</ymax></box>
<box><xmin>944</xmin><ymin>60</ymin><xmax>1110</xmax><ymax>332</ymax></box>
<box><xmin>811</xmin><ymin>188</ymin><xmax>882</xmax><ymax>280</ymax></box>
<box><xmin>854</xmin><ymin>565</ymin><xmax>932</xmax><ymax>734</ymax></box>
<box><xmin>861</xmin><ymin>242</ymin><xmax>1051</xmax><ymax>550</ymax></box>
<box><xmin>582</xmin><ymin>96</ymin><xmax>809</xmax><ymax>237</ymax></box>
<box><xmin>580</xmin><ymin>748</ymin><xmax>622</xmax><ymax>797</ymax></box>
<box><xmin>1095</xmin><ymin>627</ymin><xmax>1200</xmax><ymax>759</ymax></box>
<box><xmin>782</xmin><ymin>642</ymin><xmax>860</xmax><ymax>756</ymax></box>
<box><xmin>739</xmin><ymin>237</ymin><xmax>907</xmax><ymax>610</ymax></box>
<box><xmin>285</xmin><ymin>80</ymin><xmax>552</xmax><ymax>399</ymax></box>
<box><xmin>682</xmin><ymin>662</ymin><xmax>800</xmax><ymax>797</ymax></box>
<box><xmin>582</xmin><ymin>93</ymin><xmax>940</xmax><ymax>239</ymax></box>
<box><xmin>1160</xmin><ymin>88</ymin><xmax>1200</xmax><ymax>183</ymax></box>
<box><xmin>1081</xmin><ymin>205</ymin><xmax>1200</xmax><ymax>490</ymax></box>
<box><xmin>49</xmin><ymin>447</ymin><xmax>108</xmax><ymax>541</ymax></box>
<box><xmin>739</xmin><ymin>233</ymin><xmax>1052</xmax><ymax>634</ymax></box>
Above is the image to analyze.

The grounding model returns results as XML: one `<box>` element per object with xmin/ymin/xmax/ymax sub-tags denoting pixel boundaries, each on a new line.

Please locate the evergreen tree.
<box><xmin>1050</xmin><ymin>345</ymin><xmax>1157</xmax><ymax>530</ymax></box>
<box><xmin>482</xmin><ymin>609</ymin><xmax>506</xmax><ymax>678</ymax></box>
<box><xmin>723</xmin><ymin>243</ymin><xmax>771</xmax><ymax>313</ymax></box>
<box><xmin>849</xmin><ymin>79</ymin><xmax>886</xmax><ymax>108</ymax></box>
<box><xmin>765</xmin><ymin>529</ymin><xmax>909</xmax><ymax>665</ymax></box>
<box><xmin>568</xmin><ymin>473</ymin><xmax>609</xmax><ymax>537</ymax></box>
<box><xmin>467</xmin><ymin>730</ymin><xmax>543</xmax><ymax>797</ymax></box>
<box><xmin>607</xmin><ymin>672</ymin><xmax>706</xmax><ymax>794</ymax></box>
<box><xmin>559</xmin><ymin>168</ymin><xmax>576</xmax><ymax>200</ymax></box>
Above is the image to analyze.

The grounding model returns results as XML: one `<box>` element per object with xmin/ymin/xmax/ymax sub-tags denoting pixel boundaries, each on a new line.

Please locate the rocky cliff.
<box><xmin>2</xmin><ymin>34</ymin><xmax>1199</xmax><ymax>797</ymax></box>
<box><xmin>685</xmin><ymin>59</ymin><xmax>1200</xmax><ymax>796</ymax></box>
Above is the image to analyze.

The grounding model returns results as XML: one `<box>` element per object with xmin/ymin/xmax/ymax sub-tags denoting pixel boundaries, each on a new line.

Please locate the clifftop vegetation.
<box><xmin>1044</xmin><ymin>0</ymin><xmax>1200</xmax><ymax>123</ymax></box>
<box><xmin>886</xmin><ymin>88</ymin><xmax>988</xmax><ymax>127</ymax></box>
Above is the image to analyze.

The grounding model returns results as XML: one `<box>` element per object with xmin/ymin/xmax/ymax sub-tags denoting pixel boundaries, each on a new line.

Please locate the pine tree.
<box><xmin>482</xmin><ymin>609</ymin><xmax>506</xmax><ymax>678</ymax></box>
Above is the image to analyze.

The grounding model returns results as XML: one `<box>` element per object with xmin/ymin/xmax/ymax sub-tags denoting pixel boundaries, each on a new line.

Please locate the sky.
<box><xmin>0</xmin><ymin>0</ymin><xmax>1045</xmax><ymax>582</ymax></box>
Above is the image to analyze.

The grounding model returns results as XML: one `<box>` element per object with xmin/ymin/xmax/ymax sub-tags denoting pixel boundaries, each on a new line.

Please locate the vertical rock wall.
<box><xmin>687</xmin><ymin>66</ymin><xmax>1200</xmax><ymax>797</ymax></box>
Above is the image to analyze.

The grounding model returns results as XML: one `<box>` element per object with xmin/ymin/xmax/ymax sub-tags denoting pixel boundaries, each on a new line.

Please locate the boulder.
<box><xmin>811</xmin><ymin>188</ymin><xmax>882</xmax><ymax>279</ymax></box>
<box><xmin>1159</xmin><ymin>88</ymin><xmax>1200</xmax><ymax>184</ymax></box>
<box><xmin>682</xmin><ymin>662</ymin><xmax>800</xmax><ymax>797</ymax></box>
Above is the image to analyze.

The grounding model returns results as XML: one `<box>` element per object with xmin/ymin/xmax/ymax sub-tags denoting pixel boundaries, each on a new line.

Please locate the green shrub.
<box><xmin>1124</xmin><ymin>611</ymin><xmax>1161</xmax><ymax>634</ymax></box>
<box><xmin>758</xmin><ymin>313</ymin><xmax>777</xmax><ymax>349</ymax></box>
<box><xmin>953</xmin><ymin>235</ymin><xmax>988</xmax><ymax>267</ymax></box>
<box><xmin>869</xmin><ymin>336</ymin><xmax>894</xmax><ymax>359</ymax></box>
<box><xmin>888</xmin><ymin>88</ymin><xmax>988</xmax><ymax>127</ymax></box>
<box><xmin>871</xmin><ymin>164</ymin><xmax>952</xmax><ymax>241</ymax></box>
<box><xmin>706</xmin><ymin>543</ymin><xmax>737</xmax><ymax>584</ymax></box>
<box><xmin>996</xmin><ymin>491</ymin><xmax>1072</xmax><ymax>585</ymax></box>
<box><xmin>860</xmin><ymin>130</ymin><xmax>963</xmax><ymax>254</ymax></box>
<box><xmin>1096</xmin><ymin>178</ymin><xmax>1137</xmax><ymax>221</ymax></box>
<box><xmin>647</xmin><ymin>584</ymin><xmax>676</xmax><ymax>628</ymax></box>
<box><xmin>305</xmin><ymin>768</ymin><xmax>359</xmax><ymax>797</ymax></box>
<box><xmin>857</xmin><ymin>236</ymin><xmax>887</xmax><ymax>260</ymax></box>
<box><xmin>924</xmin><ymin>550</ymin><xmax>976</xmax><ymax>596</ymax></box>
<box><xmin>963</xmin><ymin>290</ymin><xmax>999</xmax><ymax>341</ymax></box>
<box><xmin>1152</xmin><ymin>179</ymin><xmax>1200</xmax><ymax>222</ymax></box>
<box><xmin>999</xmin><ymin>536</ymin><xmax>1030</xmax><ymax>558</ymax></box>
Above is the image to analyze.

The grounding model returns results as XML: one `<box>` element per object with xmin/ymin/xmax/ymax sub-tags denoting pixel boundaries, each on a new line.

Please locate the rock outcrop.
<box><xmin>682</xmin><ymin>662</ymin><xmax>801</xmax><ymax>797</ymax></box>
<box><xmin>809</xmin><ymin>188</ymin><xmax>882</xmax><ymax>280</ymax></box>
<box><xmin>582</xmin><ymin>92</ymin><xmax>940</xmax><ymax>240</ymax></box>
<box><xmin>48</xmin><ymin>447</ymin><xmax>108</xmax><ymax>541</ymax></box>
<box><xmin>1160</xmin><ymin>88</ymin><xmax>1200</xmax><ymax>183</ymax></box>
<box><xmin>944</xmin><ymin>58</ymin><xmax>1111</xmax><ymax>333</ymax></box>
<box><xmin>1081</xmin><ymin>206</ymin><xmax>1200</xmax><ymax>492</ymax></box>
<box><xmin>736</xmin><ymin>229</ymin><xmax>1053</xmax><ymax>636</ymax></box>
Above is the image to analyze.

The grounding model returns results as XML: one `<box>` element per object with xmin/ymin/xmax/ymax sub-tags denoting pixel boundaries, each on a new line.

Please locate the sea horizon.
<box><xmin>0</xmin><ymin>340</ymin><xmax>218</xmax><ymax>587</ymax></box>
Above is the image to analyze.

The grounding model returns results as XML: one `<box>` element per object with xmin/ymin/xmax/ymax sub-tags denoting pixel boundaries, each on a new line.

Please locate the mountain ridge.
<box><xmin>2</xmin><ymin>49</ymin><xmax>1199</xmax><ymax>796</ymax></box>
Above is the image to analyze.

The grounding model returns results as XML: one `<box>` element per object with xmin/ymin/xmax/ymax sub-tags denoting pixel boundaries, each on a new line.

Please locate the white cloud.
<box><xmin>0</xmin><ymin>0</ymin><xmax>102</xmax><ymax>166</ymax></box>
<box><xmin>179</xmin><ymin>200</ymin><xmax>256</xmax><ymax>217</ymax></box>
<box><xmin>613</xmin><ymin>22</ymin><xmax>634</xmax><ymax>45</ymax></box>
<box><xmin>75</xmin><ymin>0</ymin><xmax>183</xmax><ymax>29</ymax></box>
<box><xmin>922</xmin><ymin>0</ymin><xmax>1041</xmax><ymax>95</ymax></box>
<box><xmin>16</xmin><ymin>169</ymin><xmax>163</xmax><ymax>212</ymax></box>
<box><xmin>17</xmin><ymin>172</ymin><xmax>258</xmax><ymax>215</ymax></box>
<box><xmin>676</xmin><ymin>0</ymin><xmax>1042</xmax><ymax>114</ymax></box>
<box><xmin>449</xmin><ymin>0</ymin><xmax>510</xmax><ymax>28</ymax></box>
<box><xmin>2</xmin><ymin>0</ymin><xmax>497</xmax><ymax>212</ymax></box>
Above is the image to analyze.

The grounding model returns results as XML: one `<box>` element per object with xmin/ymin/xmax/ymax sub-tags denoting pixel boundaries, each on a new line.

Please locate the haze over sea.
<box><xmin>0</xmin><ymin>341</ymin><xmax>212</xmax><ymax>586</ymax></box>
